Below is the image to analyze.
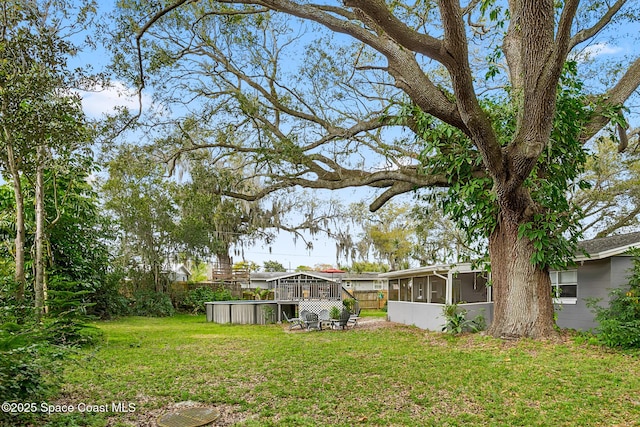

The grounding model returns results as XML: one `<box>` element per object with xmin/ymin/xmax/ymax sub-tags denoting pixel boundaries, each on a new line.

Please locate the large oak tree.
<box><xmin>115</xmin><ymin>0</ymin><xmax>640</xmax><ymax>339</ymax></box>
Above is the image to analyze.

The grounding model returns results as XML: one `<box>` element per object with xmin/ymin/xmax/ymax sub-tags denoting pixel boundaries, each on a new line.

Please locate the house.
<box><xmin>246</xmin><ymin>271</ymin><xmax>384</xmax><ymax>292</ymax></box>
<box><xmin>556</xmin><ymin>231</ymin><xmax>640</xmax><ymax>330</ymax></box>
<box><xmin>380</xmin><ymin>263</ymin><xmax>492</xmax><ymax>331</ymax></box>
<box><xmin>206</xmin><ymin>271</ymin><xmax>358</xmax><ymax>325</ymax></box>
<box><xmin>248</xmin><ymin>271</ymin><xmax>387</xmax><ymax>309</ymax></box>
<box><xmin>380</xmin><ymin>232</ymin><xmax>640</xmax><ymax>332</ymax></box>
<box><xmin>166</xmin><ymin>263</ymin><xmax>191</xmax><ymax>283</ymax></box>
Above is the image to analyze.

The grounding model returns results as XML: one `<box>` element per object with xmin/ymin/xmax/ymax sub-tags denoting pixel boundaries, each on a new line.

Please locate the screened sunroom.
<box><xmin>381</xmin><ymin>263</ymin><xmax>493</xmax><ymax>331</ymax></box>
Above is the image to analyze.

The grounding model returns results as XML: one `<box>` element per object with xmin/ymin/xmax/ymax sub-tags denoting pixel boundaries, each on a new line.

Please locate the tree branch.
<box><xmin>581</xmin><ymin>57</ymin><xmax>640</xmax><ymax>142</ymax></box>
<box><xmin>555</xmin><ymin>0</ymin><xmax>579</xmax><ymax>57</ymax></box>
<box><xmin>343</xmin><ymin>0</ymin><xmax>451</xmax><ymax>65</ymax></box>
<box><xmin>569</xmin><ymin>0</ymin><xmax>628</xmax><ymax>50</ymax></box>
<box><xmin>437</xmin><ymin>0</ymin><xmax>504</xmax><ymax>181</ymax></box>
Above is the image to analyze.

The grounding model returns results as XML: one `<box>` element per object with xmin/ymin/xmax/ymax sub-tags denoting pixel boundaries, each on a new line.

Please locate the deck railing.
<box><xmin>274</xmin><ymin>281</ymin><xmax>342</xmax><ymax>301</ymax></box>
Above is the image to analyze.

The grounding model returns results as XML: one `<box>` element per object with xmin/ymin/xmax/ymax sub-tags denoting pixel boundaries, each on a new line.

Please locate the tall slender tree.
<box><xmin>0</xmin><ymin>1</ymin><xmax>93</xmax><ymax>315</ymax></box>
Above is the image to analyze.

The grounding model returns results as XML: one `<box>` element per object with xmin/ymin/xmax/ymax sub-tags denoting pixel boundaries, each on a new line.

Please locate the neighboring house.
<box><xmin>247</xmin><ymin>271</ymin><xmax>384</xmax><ymax>292</ymax></box>
<box><xmin>206</xmin><ymin>271</ymin><xmax>357</xmax><ymax>324</ymax></box>
<box><xmin>249</xmin><ymin>271</ymin><xmax>387</xmax><ymax>309</ymax></box>
<box><xmin>381</xmin><ymin>232</ymin><xmax>640</xmax><ymax>332</ymax></box>
<box><xmin>166</xmin><ymin>263</ymin><xmax>191</xmax><ymax>283</ymax></box>
<box><xmin>556</xmin><ymin>231</ymin><xmax>640</xmax><ymax>331</ymax></box>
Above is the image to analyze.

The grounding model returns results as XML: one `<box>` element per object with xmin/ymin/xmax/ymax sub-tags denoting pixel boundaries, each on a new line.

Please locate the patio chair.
<box><xmin>348</xmin><ymin>308</ymin><xmax>361</xmax><ymax>329</ymax></box>
<box><xmin>333</xmin><ymin>309</ymin><xmax>351</xmax><ymax>330</ymax></box>
<box><xmin>304</xmin><ymin>312</ymin><xmax>321</xmax><ymax>331</ymax></box>
<box><xmin>282</xmin><ymin>311</ymin><xmax>303</xmax><ymax>330</ymax></box>
<box><xmin>318</xmin><ymin>309</ymin><xmax>331</xmax><ymax>329</ymax></box>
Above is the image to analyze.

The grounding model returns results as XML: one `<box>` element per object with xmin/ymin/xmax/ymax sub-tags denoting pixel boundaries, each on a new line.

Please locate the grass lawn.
<box><xmin>40</xmin><ymin>314</ymin><xmax>640</xmax><ymax>426</ymax></box>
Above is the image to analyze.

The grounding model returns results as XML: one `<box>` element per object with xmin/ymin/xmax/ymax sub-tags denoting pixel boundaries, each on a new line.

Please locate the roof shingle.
<box><xmin>578</xmin><ymin>231</ymin><xmax>640</xmax><ymax>256</ymax></box>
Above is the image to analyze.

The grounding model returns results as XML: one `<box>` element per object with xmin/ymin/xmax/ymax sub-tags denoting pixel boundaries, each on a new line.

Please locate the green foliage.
<box><xmin>442</xmin><ymin>304</ymin><xmax>485</xmax><ymax>335</ymax></box>
<box><xmin>181</xmin><ymin>286</ymin><xmax>233</xmax><ymax>314</ymax></box>
<box><xmin>131</xmin><ymin>290</ymin><xmax>175</xmax><ymax>317</ymax></box>
<box><xmin>410</xmin><ymin>62</ymin><xmax>592</xmax><ymax>270</ymax></box>
<box><xmin>517</xmin><ymin>61</ymin><xmax>591</xmax><ymax>270</ymax></box>
<box><xmin>88</xmin><ymin>270</ymin><xmax>130</xmax><ymax>320</ymax></box>
<box><xmin>589</xmin><ymin>249</ymin><xmax>640</xmax><ymax>349</ymax></box>
<box><xmin>102</xmin><ymin>146</ymin><xmax>178</xmax><ymax>292</ymax></box>
<box><xmin>261</xmin><ymin>305</ymin><xmax>276</xmax><ymax>324</ymax></box>
<box><xmin>575</xmin><ymin>137</ymin><xmax>640</xmax><ymax>237</ymax></box>
<box><xmin>341</xmin><ymin>261</ymin><xmax>389</xmax><ymax>273</ymax></box>
<box><xmin>0</xmin><ymin>342</ymin><xmax>61</xmax><ymax>403</ymax></box>
<box><xmin>252</xmin><ymin>286</ymin><xmax>271</xmax><ymax>300</ymax></box>
<box><xmin>0</xmin><ymin>304</ymin><xmax>98</xmax><ymax>417</ymax></box>
<box><xmin>43</xmin><ymin>318</ymin><xmax>102</xmax><ymax>349</ymax></box>
<box><xmin>189</xmin><ymin>262</ymin><xmax>210</xmax><ymax>282</ymax></box>
<box><xmin>342</xmin><ymin>297</ymin><xmax>356</xmax><ymax>313</ymax></box>
<box><xmin>232</xmin><ymin>260</ymin><xmax>260</xmax><ymax>273</ymax></box>
<box><xmin>263</xmin><ymin>260</ymin><xmax>286</xmax><ymax>272</ymax></box>
<box><xmin>329</xmin><ymin>306</ymin><xmax>341</xmax><ymax>320</ymax></box>
<box><xmin>347</xmin><ymin>202</ymin><xmax>417</xmax><ymax>270</ymax></box>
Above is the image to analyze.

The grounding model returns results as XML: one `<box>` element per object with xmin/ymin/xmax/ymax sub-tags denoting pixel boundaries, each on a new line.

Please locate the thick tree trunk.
<box><xmin>487</xmin><ymin>210</ymin><xmax>559</xmax><ymax>340</ymax></box>
<box><xmin>34</xmin><ymin>147</ymin><xmax>46</xmax><ymax>318</ymax></box>
<box><xmin>5</xmin><ymin>139</ymin><xmax>26</xmax><ymax>300</ymax></box>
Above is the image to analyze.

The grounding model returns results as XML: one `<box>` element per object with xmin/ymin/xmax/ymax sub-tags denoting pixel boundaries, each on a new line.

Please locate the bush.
<box><xmin>0</xmin><ymin>322</ymin><xmax>66</xmax><ymax>426</ymax></box>
<box><xmin>0</xmin><ymin>342</ymin><xmax>63</xmax><ymax>401</ymax></box>
<box><xmin>43</xmin><ymin>318</ymin><xmax>103</xmax><ymax>348</ymax></box>
<box><xmin>442</xmin><ymin>303</ymin><xmax>485</xmax><ymax>334</ymax></box>
<box><xmin>181</xmin><ymin>286</ymin><xmax>233</xmax><ymax>314</ymax></box>
<box><xmin>88</xmin><ymin>271</ymin><xmax>130</xmax><ymax>319</ymax></box>
<box><xmin>343</xmin><ymin>298</ymin><xmax>356</xmax><ymax>313</ymax></box>
<box><xmin>590</xmin><ymin>249</ymin><xmax>640</xmax><ymax>349</ymax></box>
<box><xmin>131</xmin><ymin>290</ymin><xmax>175</xmax><ymax>317</ymax></box>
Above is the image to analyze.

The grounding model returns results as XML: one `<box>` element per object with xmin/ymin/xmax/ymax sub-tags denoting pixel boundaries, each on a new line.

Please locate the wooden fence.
<box><xmin>352</xmin><ymin>290</ymin><xmax>388</xmax><ymax>310</ymax></box>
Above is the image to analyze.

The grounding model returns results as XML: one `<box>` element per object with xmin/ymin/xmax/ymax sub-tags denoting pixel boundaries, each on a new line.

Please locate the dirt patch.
<box><xmin>283</xmin><ymin>316</ymin><xmax>399</xmax><ymax>333</ymax></box>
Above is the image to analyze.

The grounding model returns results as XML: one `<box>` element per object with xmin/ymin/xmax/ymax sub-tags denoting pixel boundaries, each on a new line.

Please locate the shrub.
<box><xmin>0</xmin><ymin>322</ymin><xmax>66</xmax><ymax>425</ymax></box>
<box><xmin>181</xmin><ymin>286</ymin><xmax>233</xmax><ymax>314</ymax></box>
<box><xmin>88</xmin><ymin>271</ymin><xmax>130</xmax><ymax>319</ymax></box>
<box><xmin>329</xmin><ymin>306</ymin><xmax>341</xmax><ymax>320</ymax></box>
<box><xmin>343</xmin><ymin>298</ymin><xmax>356</xmax><ymax>313</ymax></box>
<box><xmin>442</xmin><ymin>303</ymin><xmax>485</xmax><ymax>334</ymax></box>
<box><xmin>43</xmin><ymin>318</ymin><xmax>103</xmax><ymax>348</ymax></box>
<box><xmin>589</xmin><ymin>249</ymin><xmax>640</xmax><ymax>349</ymax></box>
<box><xmin>131</xmin><ymin>290</ymin><xmax>175</xmax><ymax>317</ymax></box>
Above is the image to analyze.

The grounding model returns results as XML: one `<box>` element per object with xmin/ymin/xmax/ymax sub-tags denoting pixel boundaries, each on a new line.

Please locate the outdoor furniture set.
<box><xmin>282</xmin><ymin>309</ymin><xmax>360</xmax><ymax>331</ymax></box>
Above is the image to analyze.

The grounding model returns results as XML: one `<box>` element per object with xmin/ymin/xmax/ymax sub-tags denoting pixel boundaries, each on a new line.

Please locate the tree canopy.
<box><xmin>111</xmin><ymin>0</ymin><xmax>640</xmax><ymax>339</ymax></box>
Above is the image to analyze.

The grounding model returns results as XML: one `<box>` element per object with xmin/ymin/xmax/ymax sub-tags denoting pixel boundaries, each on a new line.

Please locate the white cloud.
<box><xmin>78</xmin><ymin>81</ymin><xmax>152</xmax><ymax>118</ymax></box>
<box><xmin>571</xmin><ymin>43</ymin><xmax>623</xmax><ymax>62</ymax></box>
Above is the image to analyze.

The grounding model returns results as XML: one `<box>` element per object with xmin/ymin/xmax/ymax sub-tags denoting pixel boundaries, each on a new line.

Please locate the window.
<box><xmin>399</xmin><ymin>278</ymin><xmax>411</xmax><ymax>301</ymax></box>
<box><xmin>413</xmin><ymin>277</ymin><xmax>428</xmax><ymax>301</ymax></box>
<box><xmin>430</xmin><ymin>276</ymin><xmax>446</xmax><ymax>303</ymax></box>
<box><xmin>452</xmin><ymin>272</ymin><xmax>488</xmax><ymax>303</ymax></box>
<box><xmin>550</xmin><ymin>270</ymin><xmax>577</xmax><ymax>304</ymax></box>
<box><xmin>388</xmin><ymin>279</ymin><xmax>399</xmax><ymax>301</ymax></box>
